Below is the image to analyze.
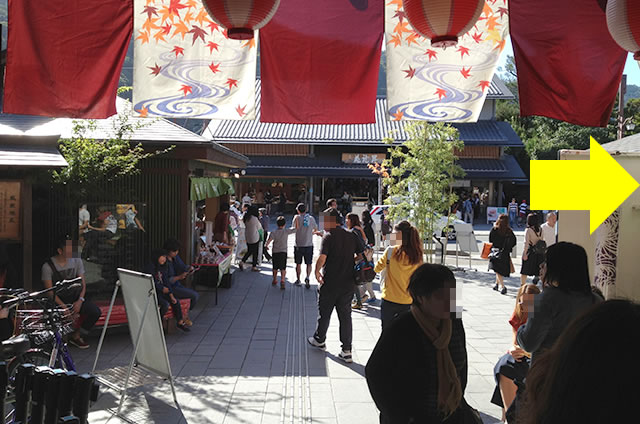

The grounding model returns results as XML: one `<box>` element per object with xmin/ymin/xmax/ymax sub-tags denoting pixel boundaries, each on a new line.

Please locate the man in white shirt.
<box><xmin>541</xmin><ymin>212</ymin><xmax>557</xmax><ymax>247</ymax></box>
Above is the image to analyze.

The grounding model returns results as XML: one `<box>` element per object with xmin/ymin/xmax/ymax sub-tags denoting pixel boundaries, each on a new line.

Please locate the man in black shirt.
<box><xmin>308</xmin><ymin>208</ymin><xmax>363</xmax><ymax>363</ymax></box>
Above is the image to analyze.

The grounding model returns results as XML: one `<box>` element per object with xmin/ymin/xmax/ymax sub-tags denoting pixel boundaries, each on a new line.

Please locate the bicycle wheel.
<box><xmin>7</xmin><ymin>349</ymin><xmax>52</xmax><ymax>379</ymax></box>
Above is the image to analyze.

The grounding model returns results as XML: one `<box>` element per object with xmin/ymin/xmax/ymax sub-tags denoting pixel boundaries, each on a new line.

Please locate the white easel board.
<box><xmin>118</xmin><ymin>268</ymin><xmax>172</xmax><ymax>378</ymax></box>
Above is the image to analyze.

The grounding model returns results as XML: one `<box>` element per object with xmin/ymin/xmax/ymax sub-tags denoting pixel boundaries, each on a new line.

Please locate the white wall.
<box><xmin>558</xmin><ymin>151</ymin><xmax>640</xmax><ymax>301</ymax></box>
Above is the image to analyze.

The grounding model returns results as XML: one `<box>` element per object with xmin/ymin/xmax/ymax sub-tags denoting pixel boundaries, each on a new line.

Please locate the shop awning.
<box><xmin>190</xmin><ymin>177</ymin><xmax>235</xmax><ymax>201</ymax></box>
<box><xmin>458</xmin><ymin>155</ymin><xmax>527</xmax><ymax>181</ymax></box>
<box><xmin>245</xmin><ymin>154</ymin><xmax>527</xmax><ymax>182</ymax></box>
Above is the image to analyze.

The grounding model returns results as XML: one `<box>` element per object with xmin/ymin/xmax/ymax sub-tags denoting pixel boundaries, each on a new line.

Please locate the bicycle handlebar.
<box><xmin>0</xmin><ymin>278</ymin><xmax>83</xmax><ymax>309</ymax></box>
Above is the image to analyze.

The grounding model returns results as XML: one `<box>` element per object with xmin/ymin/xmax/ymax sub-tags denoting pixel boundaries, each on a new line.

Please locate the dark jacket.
<box><xmin>366</xmin><ymin>312</ymin><xmax>469</xmax><ymax>423</ymax></box>
<box><xmin>488</xmin><ymin>228</ymin><xmax>516</xmax><ymax>277</ymax></box>
<box><xmin>517</xmin><ymin>286</ymin><xmax>603</xmax><ymax>363</ymax></box>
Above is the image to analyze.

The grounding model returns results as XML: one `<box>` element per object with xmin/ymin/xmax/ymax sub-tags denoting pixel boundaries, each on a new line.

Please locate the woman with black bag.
<box><xmin>520</xmin><ymin>214</ymin><xmax>545</xmax><ymax>286</ymax></box>
<box><xmin>489</xmin><ymin>214</ymin><xmax>517</xmax><ymax>295</ymax></box>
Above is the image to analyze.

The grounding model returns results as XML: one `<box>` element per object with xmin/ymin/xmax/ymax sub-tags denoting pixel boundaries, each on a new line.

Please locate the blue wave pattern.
<box><xmin>389</xmin><ymin>47</ymin><xmax>496</xmax><ymax>122</ymax></box>
<box><xmin>134</xmin><ymin>45</ymin><xmax>252</xmax><ymax>118</ymax></box>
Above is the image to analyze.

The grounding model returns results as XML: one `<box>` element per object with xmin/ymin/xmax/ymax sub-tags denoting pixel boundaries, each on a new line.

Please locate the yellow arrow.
<box><xmin>530</xmin><ymin>136</ymin><xmax>640</xmax><ymax>234</ymax></box>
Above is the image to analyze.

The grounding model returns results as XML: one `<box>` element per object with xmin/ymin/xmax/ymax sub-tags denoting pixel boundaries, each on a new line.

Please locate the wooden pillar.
<box><xmin>179</xmin><ymin>162</ymin><xmax>191</xmax><ymax>263</ymax></box>
<box><xmin>488</xmin><ymin>180</ymin><xmax>495</xmax><ymax>206</ymax></box>
<box><xmin>22</xmin><ymin>181</ymin><xmax>32</xmax><ymax>291</ymax></box>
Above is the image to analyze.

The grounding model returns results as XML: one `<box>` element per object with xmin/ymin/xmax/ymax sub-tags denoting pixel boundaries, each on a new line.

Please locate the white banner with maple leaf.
<box><xmin>386</xmin><ymin>0</ymin><xmax>509</xmax><ymax>122</ymax></box>
<box><xmin>133</xmin><ymin>0</ymin><xmax>257</xmax><ymax>120</ymax></box>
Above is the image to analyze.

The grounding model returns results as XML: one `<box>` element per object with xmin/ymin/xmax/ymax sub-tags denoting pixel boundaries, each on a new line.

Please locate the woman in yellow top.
<box><xmin>375</xmin><ymin>220</ymin><xmax>423</xmax><ymax>329</ymax></box>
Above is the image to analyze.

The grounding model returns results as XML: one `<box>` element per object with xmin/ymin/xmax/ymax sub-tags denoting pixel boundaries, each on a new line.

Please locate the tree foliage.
<box><xmin>374</xmin><ymin>122</ymin><xmax>464</xmax><ymax>262</ymax></box>
<box><xmin>495</xmin><ymin>55</ymin><xmax>637</xmax><ymax>170</ymax></box>
<box><xmin>52</xmin><ymin>112</ymin><xmax>172</xmax><ymax>195</ymax></box>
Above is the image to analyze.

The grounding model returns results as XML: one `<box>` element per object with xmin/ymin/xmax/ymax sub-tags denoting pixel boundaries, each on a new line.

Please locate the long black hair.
<box><xmin>243</xmin><ymin>205</ymin><xmax>259</xmax><ymax>224</ymax></box>
<box><xmin>521</xmin><ymin>300</ymin><xmax>640</xmax><ymax>424</ymax></box>
<box><xmin>149</xmin><ymin>249</ymin><xmax>168</xmax><ymax>274</ymax></box>
<box><xmin>527</xmin><ymin>213</ymin><xmax>540</xmax><ymax>233</ymax></box>
<box><xmin>543</xmin><ymin>242</ymin><xmax>591</xmax><ymax>294</ymax></box>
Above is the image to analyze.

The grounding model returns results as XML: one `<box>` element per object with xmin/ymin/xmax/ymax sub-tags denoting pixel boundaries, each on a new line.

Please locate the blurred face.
<box><xmin>329</xmin><ymin>200</ymin><xmax>337</xmax><ymax>209</ymax></box>
<box><xmin>418</xmin><ymin>283</ymin><xmax>456</xmax><ymax>320</ymax></box>
<box><xmin>158</xmin><ymin>255</ymin><xmax>167</xmax><ymax>265</ymax></box>
<box><xmin>548</xmin><ymin>213</ymin><xmax>557</xmax><ymax>226</ymax></box>
<box><xmin>539</xmin><ymin>261</ymin><xmax>547</xmax><ymax>284</ymax></box>
<box><xmin>320</xmin><ymin>213</ymin><xmax>337</xmax><ymax>231</ymax></box>
<box><xmin>390</xmin><ymin>231</ymin><xmax>402</xmax><ymax>246</ymax></box>
<box><xmin>519</xmin><ymin>292</ymin><xmax>536</xmax><ymax>313</ymax></box>
<box><xmin>58</xmin><ymin>240</ymin><xmax>77</xmax><ymax>259</ymax></box>
<box><xmin>167</xmin><ymin>250</ymin><xmax>178</xmax><ymax>259</ymax></box>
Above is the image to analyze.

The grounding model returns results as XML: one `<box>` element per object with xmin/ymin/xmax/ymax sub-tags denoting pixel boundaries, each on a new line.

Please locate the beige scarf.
<box><xmin>410</xmin><ymin>304</ymin><xmax>462</xmax><ymax>418</ymax></box>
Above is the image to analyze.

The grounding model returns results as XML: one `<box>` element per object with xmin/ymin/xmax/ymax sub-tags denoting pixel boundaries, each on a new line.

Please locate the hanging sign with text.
<box><xmin>0</xmin><ymin>182</ymin><xmax>21</xmax><ymax>240</ymax></box>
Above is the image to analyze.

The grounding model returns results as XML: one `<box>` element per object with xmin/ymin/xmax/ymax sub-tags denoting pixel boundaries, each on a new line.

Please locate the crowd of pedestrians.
<box><xmin>128</xmin><ymin>198</ymin><xmax>635</xmax><ymax>423</ymax></box>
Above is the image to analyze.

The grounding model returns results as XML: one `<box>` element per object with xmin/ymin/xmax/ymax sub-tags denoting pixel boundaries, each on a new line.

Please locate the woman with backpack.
<box><xmin>520</xmin><ymin>213</ymin><xmax>545</xmax><ymax>286</ymax></box>
<box><xmin>347</xmin><ymin>213</ymin><xmax>376</xmax><ymax>308</ymax></box>
<box><xmin>362</xmin><ymin>208</ymin><xmax>375</xmax><ymax>246</ymax></box>
<box><xmin>375</xmin><ymin>220</ymin><xmax>423</xmax><ymax>329</ymax></box>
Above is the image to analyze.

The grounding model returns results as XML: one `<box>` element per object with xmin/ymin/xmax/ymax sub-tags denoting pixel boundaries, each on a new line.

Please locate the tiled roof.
<box><xmin>600</xmin><ymin>133</ymin><xmax>640</xmax><ymax>154</ymax></box>
<box><xmin>0</xmin><ymin>98</ymin><xmax>248</xmax><ymax>164</ymax></box>
<box><xmin>0</xmin><ymin>98</ymin><xmax>208</xmax><ymax>143</ymax></box>
<box><xmin>206</xmin><ymin>79</ymin><xmax>522</xmax><ymax>147</ymax></box>
<box><xmin>0</xmin><ymin>137</ymin><xmax>68</xmax><ymax>167</ymax></box>
<box><xmin>244</xmin><ymin>154</ymin><xmax>526</xmax><ymax>181</ymax></box>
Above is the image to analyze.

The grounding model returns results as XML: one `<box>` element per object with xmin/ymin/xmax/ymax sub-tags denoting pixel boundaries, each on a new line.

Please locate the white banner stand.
<box><xmin>453</xmin><ymin>223</ymin><xmax>479</xmax><ymax>272</ymax></box>
<box><xmin>91</xmin><ymin>268</ymin><xmax>179</xmax><ymax>418</ymax></box>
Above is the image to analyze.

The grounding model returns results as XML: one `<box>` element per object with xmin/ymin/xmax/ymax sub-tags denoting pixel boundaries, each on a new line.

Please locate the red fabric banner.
<box><xmin>510</xmin><ymin>0</ymin><xmax>627</xmax><ymax>127</ymax></box>
<box><xmin>259</xmin><ymin>0</ymin><xmax>383</xmax><ymax>124</ymax></box>
<box><xmin>4</xmin><ymin>0</ymin><xmax>133</xmax><ymax>118</ymax></box>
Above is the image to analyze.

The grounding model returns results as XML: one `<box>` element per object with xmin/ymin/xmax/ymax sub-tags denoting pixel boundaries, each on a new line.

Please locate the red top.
<box><xmin>508</xmin><ymin>311</ymin><xmax>528</xmax><ymax>331</ymax></box>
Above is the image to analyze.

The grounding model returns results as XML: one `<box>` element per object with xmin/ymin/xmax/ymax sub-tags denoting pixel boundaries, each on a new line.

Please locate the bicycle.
<box><xmin>3</xmin><ymin>278</ymin><xmax>83</xmax><ymax>376</ymax></box>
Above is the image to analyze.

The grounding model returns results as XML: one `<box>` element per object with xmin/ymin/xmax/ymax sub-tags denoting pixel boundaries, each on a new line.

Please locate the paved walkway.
<box><xmin>76</xmin><ymin>256</ymin><xmax>524</xmax><ymax>423</ymax></box>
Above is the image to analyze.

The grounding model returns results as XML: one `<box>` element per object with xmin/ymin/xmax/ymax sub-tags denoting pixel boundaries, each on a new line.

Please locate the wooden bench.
<box><xmin>94</xmin><ymin>298</ymin><xmax>191</xmax><ymax>333</ymax></box>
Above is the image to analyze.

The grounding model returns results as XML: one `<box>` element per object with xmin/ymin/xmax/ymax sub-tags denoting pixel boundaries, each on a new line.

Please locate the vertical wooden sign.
<box><xmin>0</xmin><ymin>181</ymin><xmax>22</xmax><ymax>240</ymax></box>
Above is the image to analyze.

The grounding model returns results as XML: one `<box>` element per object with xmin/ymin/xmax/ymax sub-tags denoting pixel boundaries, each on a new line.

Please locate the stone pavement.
<box><xmin>72</xmin><ymin>254</ymin><xmax>525</xmax><ymax>423</ymax></box>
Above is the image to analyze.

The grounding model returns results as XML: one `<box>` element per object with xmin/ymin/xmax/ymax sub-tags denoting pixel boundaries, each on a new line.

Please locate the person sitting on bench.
<box><xmin>163</xmin><ymin>238</ymin><xmax>199</xmax><ymax>327</ymax></box>
<box><xmin>144</xmin><ymin>249</ymin><xmax>190</xmax><ymax>333</ymax></box>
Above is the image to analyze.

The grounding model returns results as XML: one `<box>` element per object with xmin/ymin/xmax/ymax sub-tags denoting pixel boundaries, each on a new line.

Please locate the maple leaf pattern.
<box><xmin>403</xmin><ymin>65</ymin><xmax>416</xmax><ymax>79</ymax></box>
<box><xmin>148</xmin><ymin>63</ymin><xmax>162</xmax><ymax>76</ymax></box>
<box><xmin>172</xmin><ymin>46</ymin><xmax>185</xmax><ymax>57</ymax></box>
<box><xmin>388</xmin><ymin>34</ymin><xmax>402</xmax><ymax>47</ymax></box>
<box><xmin>384</xmin><ymin>0</ymin><xmax>509</xmax><ymax>121</ymax></box>
<box><xmin>207</xmin><ymin>41</ymin><xmax>219</xmax><ymax>53</ymax></box>
<box><xmin>392</xmin><ymin>109</ymin><xmax>404</xmax><ymax>121</ymax></box>
<box><xmin>435</xmin><ymin>88</ymin><xmax>447</xmax><ymax>100</ymax></box>
<box><xmin>471</xmin><ymin>32</ymin><xmax>483</xmax><ymax>43</ymax></box>
<box><xmin>424</xmin><ymin>49</ymin><xmax>438</xmax><ymax>61</ymax></box>
<box><xmin>226</xmin><ymin>78</ymin><xmax>239</xmax><ymax>90</ymax></box>
<box><xmin>142</xmin><ymin>6</ymin><xmax>158</xmax><ymax>20</ymax></box>
<box><xmin>457</xmin><ymin>46</ymin><xmax>470</xmax><ymax>59</ymax></box>
<box><xmin>209</xmin><ymin>62</ymin><xmax>220</xmax><ymax>74</ymax></box>
<box><xmin>168</xmin><ymin>0</ymin><xmax>188</xmax><ymax>16</ymax></box>
<box><xmin>136</xmin><ymin>105</ymin><xmax>149</xmax><ymax>117</ymax></box>
<box><xmin>478</xmin><ymin>81</ymin><xmax>491</xmax><ymax>92</ymax></box>
<box><xmin>179</xmin><ymin>84</ymin><xmax>192</xmax><ymax>96</ymax></box>
<box><xmin>134</xmin><ymin>0</ymin><xmax>258</xmax><ymax>120</ymax></box>
<box><xmin>188</xmin><ymin>25</ymin><xmax>207</xmax><ymax>45</ymax></box>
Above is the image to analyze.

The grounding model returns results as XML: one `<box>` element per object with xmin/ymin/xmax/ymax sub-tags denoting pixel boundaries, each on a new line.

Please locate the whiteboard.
<box><xmin>453</xmin><ymin>223</ymin><xmax>480</xmax><ymax>253</ymax></box>
<box><xmin>117</xmin><ymin>268</ymin><xmax>173</xmax><ymax>379</ymax></box>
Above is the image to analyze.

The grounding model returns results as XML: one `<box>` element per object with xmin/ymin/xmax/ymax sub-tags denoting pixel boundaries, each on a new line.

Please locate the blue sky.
<box><xmin>497</xmin><ymin>37</ymin><xmax>640</xmax><ymax>86</ymax></box>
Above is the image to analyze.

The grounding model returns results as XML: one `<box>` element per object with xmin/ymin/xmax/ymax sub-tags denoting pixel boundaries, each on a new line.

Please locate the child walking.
<box><xmin>265</xmin><ymin>216</ymin><xmax>296</xmax><ymax>289</ymax></box>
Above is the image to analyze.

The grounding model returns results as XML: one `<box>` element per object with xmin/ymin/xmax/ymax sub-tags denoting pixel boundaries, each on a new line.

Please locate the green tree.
<box><xmin>52</xmin><ymin>112</ymin><xmax>172</xmax><ymax>199</ymax></box>
<box><xmin>375</xmin><ymin>122</ymin><xmax>464</xmax><ymax>262</ymax></box>
<box><xmin>496</xmin><ymin>55</ymin><xmax>620</xmax><ymax>168</ymax></box>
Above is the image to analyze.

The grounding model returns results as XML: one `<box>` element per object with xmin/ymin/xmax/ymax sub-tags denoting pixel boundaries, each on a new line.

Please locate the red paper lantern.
<box><xmin>402</xmin><ymin>0</ymin><xmax>484</xmax><ymax>48</ymax></box>
<box><xmin>606</xmin><ymin>0</ymin><xmax>640</xmax><ymax>59</ymax></box>
<box><xmin>203</xmin><ymin>0</ymin><xmax>280</xmax><ymax>40</ymax></box>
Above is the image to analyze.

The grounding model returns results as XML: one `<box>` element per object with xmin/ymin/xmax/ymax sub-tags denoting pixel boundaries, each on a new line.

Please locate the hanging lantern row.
<box><xmin>606</xmin><ymin>0</ymin><xmax>640</xmax><ymax>60</ymax></box>
<box><xmin>202</xmin><ymin>0</ymin><xmax>281</xmax><ymax>40</ymax></box>
<box><xmin>402</xmin><ymin>0</ymin><xmax>484</xmax><ymax>48</ymax></box>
